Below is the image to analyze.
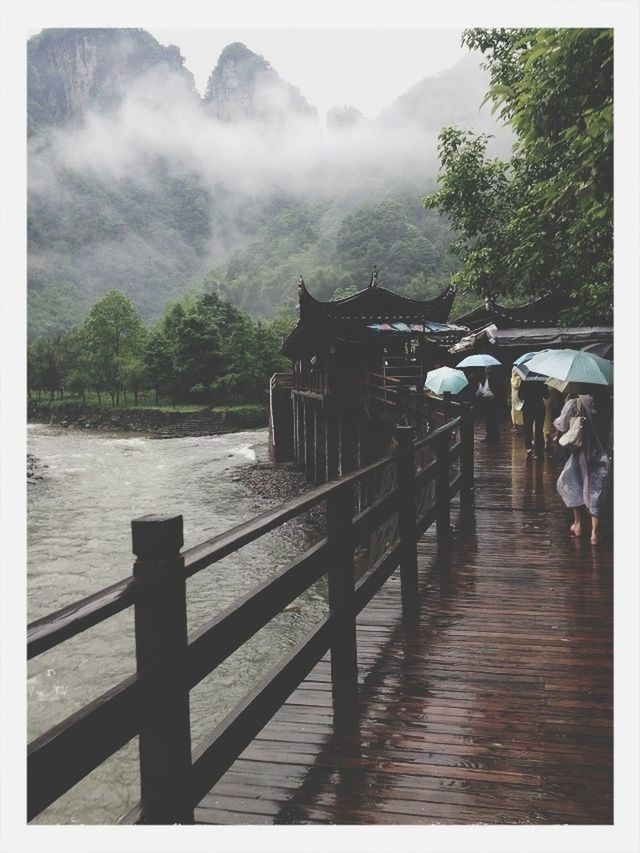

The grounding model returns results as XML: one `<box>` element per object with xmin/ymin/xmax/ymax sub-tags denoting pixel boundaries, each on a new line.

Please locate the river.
<box><xmin>27</xmin><ymin>423</ymin><xmax>327</xmax><ymax>824</ymax></box>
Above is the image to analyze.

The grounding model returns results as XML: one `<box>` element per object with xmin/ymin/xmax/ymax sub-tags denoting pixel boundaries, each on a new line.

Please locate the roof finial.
<box><xmin>369</xmin><ymin>265</ymin><xmax>378</xmax><ymax>288</ymax></box>
<box><xmin>298</xmin><ymin>275</ymin><xmax>306</xmax><ymax>293</ymax></box>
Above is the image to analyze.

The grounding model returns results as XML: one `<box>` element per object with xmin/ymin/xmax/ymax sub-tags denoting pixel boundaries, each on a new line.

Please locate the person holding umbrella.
<box><xmin>456</xmin><ymin>354</ymin><xmax>503</xmax><ymax>445</ymax></box>
<box><xmin>527</xmin><ymin>349</ymin><xmax>613</xmax><ymax>545</ymax></box>
<box><xmin>517</xmin><ymin>374</ymin><xmax>549</xmax><ymax>460</ymax></box>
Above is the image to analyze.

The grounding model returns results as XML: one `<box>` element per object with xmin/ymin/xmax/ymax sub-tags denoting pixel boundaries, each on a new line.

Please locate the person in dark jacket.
<box><xmin>518</xmin><ymin>380</ymin><xmax>549</xmax><ymax>459</ymax></box>
<box><xmin>474</xmin><ymin>367</ymin><xmax>501</xmax><ymax>444</ymax></box>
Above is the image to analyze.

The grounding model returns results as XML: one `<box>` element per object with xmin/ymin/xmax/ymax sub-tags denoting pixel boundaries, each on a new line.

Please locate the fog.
<box><xmin>28</xmin><ymin>53</ymin><xmax>510</xmax><ymax>334</ymax></box>
<box><xmin>36</xmin><ymin>67</ymin><xmax>450</xmax><ymax>195</ymax></box>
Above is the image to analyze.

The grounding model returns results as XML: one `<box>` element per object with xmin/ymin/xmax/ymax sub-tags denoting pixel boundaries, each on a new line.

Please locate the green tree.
<box><xmin>143</xmin><ymin>327</ymin><xmax>174</xmax><ymax>404</ymax></box>
<box><xmin>84</xmin><ymin>290</ymin><xmax>145</xmax><ymax>406</ymax></box>
<box><xmin>424</xmin><ymin>28</ymin><xmax>613</xmax><ymax>323</ymax></box>
<box><xmin>64</xmin><ymin>325</ymin><xmax>95</xmax><ymax>403</ymax></box>
<box><xmin>121</xmin><ymin>357</ymin><xmax>148</xmax><ymax>405</ymax></box>
<box><xmin>173</xmin><ymin>311</ymin><xmax>222</xmax><ymax>394</ymax></box>
<box><xmin>27</xmin><ymin>334</ymin><xmax>72</xmax><ymax>399</ymax></box>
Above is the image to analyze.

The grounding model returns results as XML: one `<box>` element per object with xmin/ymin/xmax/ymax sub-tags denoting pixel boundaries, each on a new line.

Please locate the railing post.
<box><xmin>460</xmin><ymin>401</ymin><xmax>475</xmax><ymax>511</ymax></box>
<box><xmin>442</xmin><ymin>390</ymin><xmax>452</xmax><ymax>423</ymax></box>
<box><xmin>396</xmin><ymin>425</ymin><xmax>419</xmax><ymax>616</ymax></box>
<box><xmin>326</xmin><ymin>482</ymin><xmax>358</xmax><ymax>719</ymax></box>
<box><xmin>435</xmin><ymin>433</ymin><xmax>451</xmax><ymax>546</ymax></box>
<box><xmin>131</xmin><ymin>514</ymin><xmax>194</xmax><ymax>824</ymax></box>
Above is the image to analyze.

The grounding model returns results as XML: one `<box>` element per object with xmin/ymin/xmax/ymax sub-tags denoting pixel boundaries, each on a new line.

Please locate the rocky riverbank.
<box><xmin>27</xmin><ymin>400</ymin><xmax>266</xmax><ymax>437</ymax></box>
<box><xmin>232</xmin><ymin>462</ymin><xmax>324</xmax><ymax>543</ymax></box>
<box><xmin>27</xmin><ymin>453</ymin><xmax>46</xmax><ymax>483</ymax></box>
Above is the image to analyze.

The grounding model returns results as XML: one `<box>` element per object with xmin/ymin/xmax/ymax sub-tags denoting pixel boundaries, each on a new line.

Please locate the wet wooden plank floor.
<box><xmin>196</xmin><ymin>431</ymin><xmax>613</xmax><ymax>825</ymax></box>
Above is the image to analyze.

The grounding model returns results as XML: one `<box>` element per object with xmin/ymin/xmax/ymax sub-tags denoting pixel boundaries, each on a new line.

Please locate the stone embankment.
<box><xmin>27</xmin><ymin>400</ymin><xmax>266</xmax><ymax>438</ymax></box>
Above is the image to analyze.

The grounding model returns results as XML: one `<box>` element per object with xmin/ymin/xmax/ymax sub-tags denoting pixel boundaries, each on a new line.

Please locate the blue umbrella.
<box><xmin>525</xmin><ymin>348</ymin><xmax>613</xmax><ymax>385</ymax></box>
<box><xmin>424</xmin><ymin>366</ymin><xmax>469</xmax><ymax>396</ymax></box>
<box><xmin>456</xmin><ymin>353</ymin><xmax>502</xmax><ymax>369</ymax></box>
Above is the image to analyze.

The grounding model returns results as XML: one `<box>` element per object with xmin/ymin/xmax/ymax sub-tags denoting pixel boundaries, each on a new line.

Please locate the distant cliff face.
<box><xmin>203</xmin><ymin>42</ymin><xmax>317</xmax><ymax>124</ymax></box>
<box><xmin>27</xmin><ymin>28</ymin><xmax>196</xmax><ymax>134</ymax></box>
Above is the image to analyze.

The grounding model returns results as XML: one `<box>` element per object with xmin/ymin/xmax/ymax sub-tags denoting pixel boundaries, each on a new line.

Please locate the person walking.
<box><xmin>475</xmin><ymin>367</ymin><xmax>501</xmax><ymax>444</ymax></box>
<box><xmin>543</xmin><ymin>387</ymin><xmax>560</xmax><ymax>452</ymax></box>
<box><xmin>510</xmin><ymin>367</ymin><xmax>524</xmax><ymax>432</ymax></box>
<box><xmin>553</xmin><ymin>386</ymin><xmax>612</xmax><ymax>545</ymax></box>
<box><xmin>518</xmin><ymin>380</ymin><xmax>549</xmax><ymax>459</ymax></box>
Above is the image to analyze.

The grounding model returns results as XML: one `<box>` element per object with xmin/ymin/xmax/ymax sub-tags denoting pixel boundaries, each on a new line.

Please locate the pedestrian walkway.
<box><xmin>195</xmin><ymin>431</ymin><xmax>613</xmax><ymax>824</ymax></box>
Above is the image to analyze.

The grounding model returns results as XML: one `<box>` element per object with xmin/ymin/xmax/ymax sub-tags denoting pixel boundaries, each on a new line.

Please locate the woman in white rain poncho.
<box><xmin>553</xmin><ymin>387</ymin><xmax>612</xmax><ymax>545</ymax></box>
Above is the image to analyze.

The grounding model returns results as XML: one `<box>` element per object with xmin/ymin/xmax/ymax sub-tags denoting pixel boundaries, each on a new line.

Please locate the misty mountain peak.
<box><xmin>327</xmin><ymin>105</ymin><xmax>367</xmax><ymax>132</ymax></box>
<box><xmin>27</xmin><ymin>28</ymin><xmax>196</xmax><ymax>134</ymax></box>
<box><xmin>204</xmin><ymin>42</ymin><xmax>317</xmax><ymax>124</ymax></box>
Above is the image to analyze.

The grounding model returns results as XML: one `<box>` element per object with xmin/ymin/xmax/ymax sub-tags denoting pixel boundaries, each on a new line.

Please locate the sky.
<box><xmin>147</xmin><ymin>29</ymin><xmax>468</xmax><ymax>119</ymax></box>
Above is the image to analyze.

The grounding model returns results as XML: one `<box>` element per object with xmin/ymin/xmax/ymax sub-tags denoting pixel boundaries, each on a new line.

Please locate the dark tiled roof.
<box><xmin>299</xmin><ymin>278</ymin><xmax>457</xmax><ymax>324</ymax></box>
<box><xmin>282</xmin><ymin>277</ymin><xmax>462</xmax><ymax>356</ymax></box>
<box><xmin>454</xmin><ymin>291</ymin><xmax>574</xmax><ymax>331</ymax></box>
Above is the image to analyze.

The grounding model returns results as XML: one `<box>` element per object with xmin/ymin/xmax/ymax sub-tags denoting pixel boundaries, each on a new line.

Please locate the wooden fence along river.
<box><xmin>27</xmin><ymin>399</ymin><xmax>474</xmax><ymax>824</ymax></box>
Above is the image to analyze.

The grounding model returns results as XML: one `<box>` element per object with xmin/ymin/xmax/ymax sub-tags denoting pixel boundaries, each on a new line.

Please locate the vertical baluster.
<box><xmin>326</xmin><ymin>482</ymin><xmax>358</xmax><ymax>720</ymax></box>
<box><xmin>131</xmin><ymin>514</ymin><xmax>193</xmax><ymax>824</ymax></box>
<box><xmin>396</xmin><ymin>425</ymin><xmax>419</xmax><ymax>615</ymax></box>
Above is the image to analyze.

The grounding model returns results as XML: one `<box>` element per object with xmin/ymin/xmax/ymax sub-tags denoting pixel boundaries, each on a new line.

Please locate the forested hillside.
<box><xmin>27</xmin><ymin>29</ymin><xmax>508</xmax><ymax>339</ymax></box>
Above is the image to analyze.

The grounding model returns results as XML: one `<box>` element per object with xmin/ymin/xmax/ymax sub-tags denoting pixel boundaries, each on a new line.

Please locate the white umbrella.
<box><xmin>456</xmin><ymin>353</ymin><xmax>502</xmax><ymax>368</ymax></box>
<box><xmin>424</xmin><ymin>366</ymin><xmax>469</xmax><ymax>396</ymax></box>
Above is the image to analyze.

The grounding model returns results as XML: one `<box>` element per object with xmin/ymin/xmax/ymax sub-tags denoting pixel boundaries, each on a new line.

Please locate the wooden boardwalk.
<box><xmin>196</xmin><ymin>430</ymin><xmax>613</xmax><ymax>825</ymax></box>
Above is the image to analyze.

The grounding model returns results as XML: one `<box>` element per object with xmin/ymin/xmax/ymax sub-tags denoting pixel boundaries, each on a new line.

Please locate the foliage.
<box><xmin>423</xmin><ymin>28</ymin><xmax>613</xmax><ymax>323</ymax></box>
<box><xmin>204</xmin><ymin>192</ymin><xmax>459</xmax><ymax>318</ymax></box>
<box><xmin>83</xmin><ymin>290</ymin><xmax>146</xmax><ymax>405</ymax></box>
<box><xmin>28</xmin><ymin>287</ymin><xmax>295</xmax><ymax>409</ymax></box>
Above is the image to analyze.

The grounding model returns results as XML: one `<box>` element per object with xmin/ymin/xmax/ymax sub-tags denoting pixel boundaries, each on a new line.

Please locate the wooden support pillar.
<box><xmin>315</xmin><ymin>407</ymin><xmax>327</xmax><ymax>485</ymax></box>
<box><xmin>327</xmin><ymin>409</ymin><xmax>339</xmax><ymax>481</ymax></box>
<box><xmin>396</xmin><ymin>425</ymin><xmax>419</xmax><ymax>616</ymax></box>
<box><xmin>304</xmin><ymin>399</ymin><xmax>314</xmax><ymax>483</ymax></box>
<box><xmin>435</xmin><ymin>433</ymin><xmax>451</xmax><ymax>546</ymax></box>
<box><xmin>460</xmin><ymin>401</ymin><xmax>475</xmax><ymax>511</ymax></box>
<box><xmin>313</xmin><ymin>405</ymin><xmax>319</xmax><ymax>485</ymax></box>
<box><xmin>326</xmin><ymin>482</ymin><xmax>358</xmax><ymax>719</ymax></box>
<box><xmin>292</xmin><ymin>394</ymin><xmax>298</xmax><ymax>465</ymax></box>
<box><xmin>324</xmin><ymin>409</ymin><xmax>330</xmax><ymax>483</ymax></box>
<box><xmin>131</xmin><ymin>515</ymin><xmax>194</xmax><ymax>824</ymax></box>
<box><xmin>442</xmin><ymin>390</ymin><xmax>452</xmax><ymax>424</ymax></box>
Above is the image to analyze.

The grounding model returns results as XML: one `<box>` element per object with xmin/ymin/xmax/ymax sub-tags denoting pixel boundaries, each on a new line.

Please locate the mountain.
<box><xmin>27</xmin><ymin>29</ymin><xmax>508</xmax><ymax>340</ymax></box>
<box><xmin>204</xmin><ymin>42</ymin><xmax>317</xmax><ymax>124</ymax></box>
<box><xmin>379</xmin><ymin>54</ymin><xmax>498</xmax><ymax>136</ymax></box>
<box><xmin>27</xmin><ymin>28</ymin><xmax>197</xmax><ymax>135</ymax></box>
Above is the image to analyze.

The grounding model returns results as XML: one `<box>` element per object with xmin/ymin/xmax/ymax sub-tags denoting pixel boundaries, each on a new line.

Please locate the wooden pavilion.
<box><xmin>269</xmin><ymin>270</ymin><xmax>468</xmax><ymax>482</ymax></box>
<box><xmin>451</xmin><ymin>292</ymin><xmax>613</xmax><ymax>363</ymax></box>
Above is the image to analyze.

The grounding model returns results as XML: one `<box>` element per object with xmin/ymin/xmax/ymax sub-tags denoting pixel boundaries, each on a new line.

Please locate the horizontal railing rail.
<box><xmin>27</xmin><ymin>403</ymin><xmax>474</xmax><ymax>825</ymax></box>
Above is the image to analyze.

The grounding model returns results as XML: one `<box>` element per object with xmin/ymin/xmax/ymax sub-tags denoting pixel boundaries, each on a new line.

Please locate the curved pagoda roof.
<box><xmin>454</xmin><ymin>291</ymin><xmax>574</xmax><ymax>332</ymax></box>
<box><xmin>299</xmin><ymin>276</ymin><xmax>456</xmax><ymax>325</ymax></box>
<box><xmin>282</xmin><ymin>272</ymin><xmax>462</xmax><ymax>357</ymax></box>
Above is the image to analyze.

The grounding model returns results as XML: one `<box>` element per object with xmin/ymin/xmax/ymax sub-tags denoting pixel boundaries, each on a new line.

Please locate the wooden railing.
<box><xmin>365</xmin><ymin>371</ymin><xmax>402</xmax><ymax>409</ymax></box>
<box><xmin>27</xmin><ymin>403</ymin><xmax>474</xmax><ymax>825</ymax></box>
<box><xmin>292</xmin><ymin>368</ymin><xmax>329</xmax><ymax>394</ymax></box>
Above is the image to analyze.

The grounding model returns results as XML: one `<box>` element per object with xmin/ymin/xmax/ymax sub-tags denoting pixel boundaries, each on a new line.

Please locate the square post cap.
<box><xmin>132</xmin><ymin>514</ymin><xmax>184</xmax><ymax>559</ymax></box>
<box><xmin>395</xmin><ymin>424</ymin><xmax>415</xmax><ymax>443</ymax></box>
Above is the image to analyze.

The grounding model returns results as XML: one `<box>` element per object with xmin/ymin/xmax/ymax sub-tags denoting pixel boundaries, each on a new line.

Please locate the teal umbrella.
<box><xmin>525</xmin><ymin>348</ymin><xmax>613</xmax><ymax>386</ymax></box>
<box><xmin>513</xmin><ymin>351</ymin><xmax>540</xmax><ymax>366</ymax></box>
<box><xmin>424</xmin><ymin>366</ymin><xmax>468</xmax><ymax>396</ymax></box>
<box><xmin>456</xmin><ymin>354</ymin><xmax>501</xmax><ymax>368</ymax></box>
<box><xmin>513</xmin><ymin>350</ymin><xmax>551</xmax><ymax>378</ymax></box>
